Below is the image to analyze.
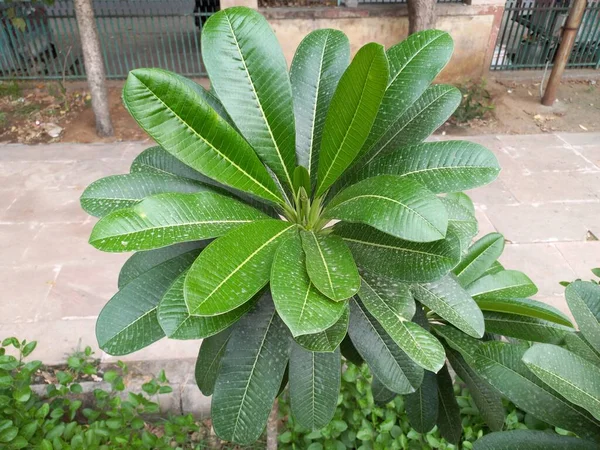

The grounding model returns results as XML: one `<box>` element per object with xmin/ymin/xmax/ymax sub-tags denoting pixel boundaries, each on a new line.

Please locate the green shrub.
<box><xmin>452</xmin><ymin>80</ymin><xmax>494</xmax><ymax>124</ymax></box>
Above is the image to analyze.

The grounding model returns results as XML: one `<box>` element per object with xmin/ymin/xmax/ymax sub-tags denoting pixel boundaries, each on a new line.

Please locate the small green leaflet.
<box><xmin>467</xmin><ymin>270</ymin><xmax>538</xmax><ymax>300</ymax></box>
<box><xmin>453</xmin><ymin>232</ymin><xmax>505</xmax><ymax>287</ymax></box>
<box><xmin>195</xmin><ymin>327</ymin><xmax>233</xmax><ymax>396</ymax></box>
<box><xmin>294</xmin><ymin>307</ymin><xmax>349</xmax><ymax>352</ymax></box>
<box><xmin>566</xmin><ymin>281</ymin><xmax>600</xmax><ymax>352</ymax></box>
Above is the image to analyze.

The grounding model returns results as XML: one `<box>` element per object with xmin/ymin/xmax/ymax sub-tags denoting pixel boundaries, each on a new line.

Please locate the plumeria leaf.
<box><xmin>473</xmin><ymin>430</ymin><xmax>598</xmax><ymax>450</ymax></box>
<box><xmin>566</xmin><ymin>281</ymin><xmax>600</xmax><ymax>352</ymax></box>
<box><xmin>483</xmin><ymin>311</ymin><xmax>573</xmax><ymax>344</ymax></box>
<box><xmin>467</xmin><ymin>270</ymin><xmax>538</xmax><ymax>300</ymax></box>
<box><xmin>453</xmin><ymin>232</ymin><xmax>505</xmax><ymax>287</ymax></box>
<box><xmin>294</xmin><ymin>307</ymin><xmax>349</xmax><ymax>353</ymax></box>
<box><xmin>475</xmin><ymin>297</ymin><xmax>573</xmax><ymax>327</ymax></box>
<box><xmin>440</xmin><ymin>193</ymin><xmax>478</xmax><ymax>253</ymax></box>
<box><xmin>404</xmin><ymin>370</ymin><xmax>438</xmax><ymax>433</ymax></box>
<box><xmin>436</xmin><ymin>364</ymin><xmax>462</xmax><ymax>444</ymax></box>
<box><xmin>195</xmin><ymin>327</ymin><xmax>233</xmax><ymax>396</ymax></box>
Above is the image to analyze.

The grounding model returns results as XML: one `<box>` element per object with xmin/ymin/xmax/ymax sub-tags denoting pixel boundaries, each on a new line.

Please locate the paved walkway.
<box><xmin>1</xmin><ymin>133</ymin><xmax>599</xmax><ymax>364</ymax></box>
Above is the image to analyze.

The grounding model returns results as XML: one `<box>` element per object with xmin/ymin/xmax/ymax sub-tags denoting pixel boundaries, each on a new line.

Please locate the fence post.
<box><xmin>541</xmin><ymin>0</ymin><xmax>587</xmax><ymax>106</ymax></box>
<box><xmin>73</xmin><ymin>0</ymin><xmax>114</xmax><ymax>137</ymax></box>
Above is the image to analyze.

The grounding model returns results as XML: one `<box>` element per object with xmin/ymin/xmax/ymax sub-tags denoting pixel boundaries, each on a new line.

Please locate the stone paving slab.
<box><xmin>0</xmin><ymin>134</ymin><xmax>599</xmax><ymax>365</ymax></box>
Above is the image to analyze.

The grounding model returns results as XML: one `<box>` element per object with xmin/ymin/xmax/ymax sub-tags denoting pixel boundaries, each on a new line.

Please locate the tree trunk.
<box><xmin>407</xmin><ymin>0</ymin><xmax>436</xmax><ymax>34</ymax></box>
<box><xmin>73</xmin><ymin>0</ymin><xmax>113</xmax><ymax>137</ymax></box>
<box><xmin>266</xmin><ymin>401</ymin><xmax>279</xmax><ymax>450</ymax></box>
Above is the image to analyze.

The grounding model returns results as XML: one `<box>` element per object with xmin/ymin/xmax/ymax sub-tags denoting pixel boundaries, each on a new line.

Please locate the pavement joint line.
<box><xmin>33</xmin><ymin>264</ymin><xmax>63</xmax><ymax>322</ymax></box>
<box><xmin>555</xmin><ymin>133</ymin><xmax>600</xmax><ymax>169</ymax></box>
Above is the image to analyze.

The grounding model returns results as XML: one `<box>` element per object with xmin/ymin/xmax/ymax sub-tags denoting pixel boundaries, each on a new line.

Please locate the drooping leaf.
<box><xmin>81</xmin><ymin>173</ymin><xmax>209</xmax><ymax>218</ymax></box>
<box><xmin>300</xmin><ymin>231</ymin><xmax>360</xmax><ymax>301</ymax></box>
<box><xmin>475</xmin><ymin>297</ymin><xmax>573</xmax><ymax>327</ymax></box>
<box><xmin>358</xmin><ymin>30</ymin><xmax>454</xmax><ymax>163</ymax></box>
<box><xmin>271</xmin><ymin>233</ymin><xmax>346</xmax><ymax>337</ymax></box>
<box><xmin>293</xmin><ymin>166</ymin><xmax>311</xmax><ymax>197</ymax></box>
<box><xmin>359</xmin><ymin>270</ymin><xmax>415</xmax><ymax>322</ymax></box>
<box><xmin>340</xmin><ymin>335</ymin><xmax>364</xmax><ymax>367</ymax></box>
<box><xmin>432</xmin><ymin>324</ymin><xmax>482</xmax><ymax>364</ymax></box>
<box><xmin>483</xmin><ymin>260</ymin><xmax>505</xmax><ymax>277</ymax></box>
<box><xmin>185</xmin><ymin>220</ymin><xmax>296</xmax><ymax>316</ymax></box>
<box><xmin>290</xmin><ymin>29</ymin><xmax>350</xmax><ymax>186</ymax></box>
<box><xmin>130</xmin><ymin>146</ymin><xmax>213</xmax><ymax>183</ymax></box>
<box><xmin>289</xmin><ymin>343</ymin><xmax>341</xmax><ymax>430</ymax></box>
<box><xmin>202</xmin><ymin>7</ymin><xmax>296</xmax><ymax>191</ymax></box>
<box><xmin>348</xmin><ymin>299</ymin><xmax>423</xmax><ymax>394</ymax></box>
<box><xmin>157</xmin><ymin>271</ymin><xmax>257</xmax><ymax>340</ymax></box>
<box><xmin>467</xmin><ymin>270</ymin><xmax>538</xmax><ymax>300</ymax></box>
<box><xmin>315</xmin><ymin>43</ymin><xmax>389</xmax><ymax>196</ymax></box>
<box><xmin>446</xmin><ymin>348</ymin><xmax>504</xmax><ymax>432</ymax></box>
<box><xmin>357</xmin><ymin>84</ymin><xmax>461</xmax><ymax>168</ymax></box>
<box><xmin>372</xmin><ymin>376</ymin><xmax>396</xmax><ymax>406</ymax></box>
<box><xmin>473</xmin><ymin>430</ymin><xmax>598</xmax><ymax>450</ymax></box>
<box><xmin>523</xmin><ymin>343</ymin><xmax>600</xmax><ymax>420</ymax></box>
<box><xmin>565</xmin><ymin>332</ymin><xmax>600</xmax><ymax>366</ymax></box>
<box><xmin>440</xmin><ymin>193</ymin><xmax>478</xmax><ymax>253</ymax></box>
<box><xmin>119</xmin><ymin>241</ymin><xmax>208</xmax><ymax>289</ymax></box>
<box><xmin>473</xmin><ymin>341</ymin><xmax>600</xmax><ymax>441</ymax></box>
<box><xmin>436</xmin><ymin>364</ymin><xmax>462</xmax><ymax>444</ymax></box>
<box><xmin>294</xmin><ymin>307</ymin><xmax>349</xmax><ymax>353</ymax></box>
<box><xmin>359</xmin><ymin>284</ymin><xmax>446</xmax><ymax>372</ymax></box>
<box><xmin>347</xmin><ymin>141</ymin><xmax>499</xmax><ymax>196</ymax></box>
<box><xmin>566</xmin><ymin>281</ymin><xmax>600</xmax><ymax>352</ymax></box>
<box><xmin>89</xmin><ymin>192</ymin><xmax>267</xmax><ymax>252</ymax></box>
<box><xmin>212</xmin><ymin>296</ymin><xmax>290</xmax><ymax>445</ymax></box>
<box><xmin>404</xmin><ymin>370</ymin><xmax>438</xmax><ymax>433</ymax></box>
<box><xmin>483</xmin><ymin>311</ymin><xmax>573</xmax><ymax>344</ymax></box>
<box><xmin>453</xmin><ymin>233</ymin><xmax>505</xmax><ymax>287</ymax></box>
<box><xmin>325</xmin><ymin>175</ymin><xmax>448</xmax><ymax>242</ymax></box>
<box><xmin>334</xmin><ymin>222</ymin><xmax>461</xmax><ymax>282</ymax></box>
<box><xmin>412</xmin><ymin>275</ymin><xmax>485</xmax><ymax>338</ymax></box>
<box><xmin>96</xmin><ymin>249</ymin><xmax>200</xmax><ymax>355</ymax></box>
<box><xmin>195</xmin><ymin>327</ymin><xmax>233</xmax><ymax>396</ymax></box>
<box><xmin>123</xmin><ymin>68</ymin><xmax>283</xmax><ymax>204</ymax></box>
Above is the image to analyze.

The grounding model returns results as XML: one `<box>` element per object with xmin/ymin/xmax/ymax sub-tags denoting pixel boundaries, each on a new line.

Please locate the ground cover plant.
<box><xmin>78</xmin><ymin>6</ymin><xmax>571</xmax><ymax>446</ymax></box>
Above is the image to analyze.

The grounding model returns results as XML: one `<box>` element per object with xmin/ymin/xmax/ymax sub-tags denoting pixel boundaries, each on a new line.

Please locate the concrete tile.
<box><xmin>556</xmin><ymin>132</ymin><xmax>599</xmax><ymax>147</ymax></box>
<box><xmin>181</xmin><ymin>383</ymin><xmax>211</xmax><ymax>418</ymax></box>
<box><xmin>0</xmin><ymin>266</ymin><xmax>60</xmax><ymax>324</ymax></box>
<box><xmin>0</xmin><ymin>161</ymin><xmax>78</xmax><ymax>191</ymax></box>
<box><xmin>68</xmin><ymin>158</ymin><xmax>132</xmax><ymax>189</ymax></box>
<box><xmin>500</xmin><ymin>243</ymin><xmax>575</xmax><ymax>313</ymax></box>
<box><xmin>577</xmin><ymin>146</ymin><xmax>600</xmax><ymax>169</ymax></box>
<box><xmin>474</xmin><ymin>208</ymin><xmax>497</xmax><ymax>240</ymax></box>
<box><xmin>0</xmin><ymin>318</ymin><xmax>98</xmax><ymax>365</ymax></box>
<box><xmin>0</xmin><ymin>192</ymin><xmax>20</xmax><ymax>215</ymax></box>
<box><xmin>36</xmin><ymin>262</ymin><xmax>123</xmax><ymax>322</ymax></box>
<box><xmin>571</xmin><ymin>171</ymin><xmax>600</xmax><ymax>198</ymax></box>
<box><xmin>554</xmin><ymin>241</ymin><xmax>600</xmax><ymax>281</ymax></box>
<box><xmin>101</xmin><ymin>338</ymin><xmax>202</xmax><ymax>363</ymax></box>
<box><xmin>467</xmin><ymin>178</ymin><xmax>518</xmax><ymax>206</ymax></box>
<box><xmin>500</xmin><ymin>170</ymin><xmax>600</xmax><ymax>204</ymax></box>
<box><xmin>0</xmin><ymin>223</ymin><xmax>43</xmax><ymax>266</ymax></box>
<box><xmin>0</xmin><ymin>143</ymin><xmax>128</xmax><ymax>162</ymax></box>
<box><xmin>484</xmin><ymin>202</ymin><xmax>600</xmax><ymax>243</ymax></box>
<box><xmin>3</xmin><ymin>188</ymin><xmax>88</xmax><ymax>224</ymax></box>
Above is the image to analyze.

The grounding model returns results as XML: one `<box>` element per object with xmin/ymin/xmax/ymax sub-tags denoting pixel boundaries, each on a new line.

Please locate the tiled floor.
<box><xmin>0</xmin><ymin>134</ymin><xmax>599</xmax><ymax>363</ymax></box>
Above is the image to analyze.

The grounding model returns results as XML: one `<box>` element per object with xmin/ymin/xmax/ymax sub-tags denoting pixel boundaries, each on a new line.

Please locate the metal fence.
<box><xmin>491</xmin><ymin>0</ymin><xmax>600</xmax><ymax>70</ymax></box>
<box><xmin>0</xmin><ymin>0</ymin><xmax>216</xmax><ymax>80</ymax></box>
<box><xmin>355</xmin><ymin>0</ymin><xmax>463</xmax><ymax>4</ymax></box>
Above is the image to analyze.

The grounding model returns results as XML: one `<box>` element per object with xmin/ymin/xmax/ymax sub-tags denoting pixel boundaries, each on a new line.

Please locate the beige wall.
<box><xmin>264</xmin><ymin>4</ymin><xmax>503</xmax><ymax>82</ymax></box>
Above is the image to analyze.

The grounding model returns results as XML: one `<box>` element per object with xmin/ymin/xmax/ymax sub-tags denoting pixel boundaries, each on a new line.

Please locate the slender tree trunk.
<box><xmin>407</xmin><ymin>0</ymin><xmax>436</xmax><ymax>34</ymax></box>
<box><xmin>266</xmin><ymin>401</ymin><xmax>279</xmax><ymax>450</ymax></box>
<box><xmin>73</xmin><ymin>0</ymin><xmax>113</xmax><ymax>137</ymax></box>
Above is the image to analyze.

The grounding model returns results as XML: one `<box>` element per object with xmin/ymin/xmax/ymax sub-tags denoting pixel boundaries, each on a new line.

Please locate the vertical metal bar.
<box><xmin>96</xmin><ymin>3</ymin><xmax>113</xmax><ymax>79</ymax></box>
<box><xmin>64</xmin><ymin>1</ymin><xmax>83</xmax><ymax>77</ymax></box>
<box><xmin>504</xmin><ymin>4</ymin><xmax>522</xmax><ymax>69</ymax></box>
<box><xmin>107</xmin><ymin>4</ymin><xmax>125</xmax><ymax>77</ymax></box>
<box><xmin>494</xmin><ymin>7</ymin><xmax>512</xmax><ymax>69</ymax></box>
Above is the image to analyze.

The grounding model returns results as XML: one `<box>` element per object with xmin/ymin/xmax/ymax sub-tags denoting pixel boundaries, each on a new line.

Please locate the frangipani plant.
<box><xmin>79</xmin><ymin>6</ymin><xmax>555</xmax><ymax>445</ymax></box>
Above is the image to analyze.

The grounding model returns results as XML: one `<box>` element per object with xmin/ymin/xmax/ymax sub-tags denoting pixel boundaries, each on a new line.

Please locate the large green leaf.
<box><xmin>404</xmin><ymin>370</ymin><xmax>438</xmax><ymax>433</ymax></box>
<box><xmin>325</xmin><ymin>175</ymin><xmax>448</xmax><ymax>242</ymax></box>
<box><xmin>81</xmin><ymin>173</ymin><xmax>209</xmax><ymax>218</ymax></box>
<box><xmin>372</xmin><ymin>376</ymin><xmax>396</xmax><ymax>406</ymax></box>
<box><xmin>358</xmin><ymin>30</ymin><xmax>454</xmax><ymax>163</ymax></box>
<box><xmin>412</xmin><ymin>275</ymin><xmax>485</xmax><ymax>338</ymax></box>
<box><xmin>212</xmin><ymin>296</ymin><xmax>290</xmax><ymax>445</ymax></box>
<box><xmin>89</xmin><ymin>192</ymin><xmax>266</xmax><ymax>252</ymax></box>
<box><xmin>123</xmin><ymin>68</ymin><xmax>283</xmax><ymax>204</ymax></box>
<box><xmin>348</xmin><ymin>299</ymin><xmax>423</xmax><ymax>394</ymax></box>
<box><xmin>118</xmin><ymin>241</ymin><xmax>207</xmax><ymax>288</ymax></box>
<box><xmin>300</xmin><ymin>231</ymin><xmax>360</xmax><ymax>301</ymax></box>
<box><xmin>289</xmin><ymin>343</ymin><xmax>341</xmax><ymax>430</ymax></box>
<box><xmin>359</xmin><ymin>270</ymin><xmax>415</xmax><ymax>321</ymax></box>
<box><xmin>566</xmin><ymin>281</ymin><xmax>600</xmax><ymax>352</ymax></box>
<box><xmin>565</xmin><ymin>332</ymin><xmax>600</xmax><ymax>366</ymax></box>
<box><xmin>347</xmin><ymin>141</ymin><xmax>499</xmax><ymax>195</ymax></box>
<box><xmin>130</xmin><ymin>146</ymin><xmax>212</xmax><ymax>183</ymax></box>
<box><xmin>202</xmin><ymin>7</ymin><xmax>296</xmax><ymax>191</ymax></box>
<box><xmin>436</xmin><ymin>364</ymin><xmax>462</xmax><ymax>444</ymax></box>
<box><xmin>483</xmin><ymin>311</ymin><xmax>573</xmax><ymax>344</ymax></box>
<box><xmin>523</xmin><ymin>344</ymin><xmax>600</xmax><ymax>420</ymax></box>
<box><xmin>453</xmin><ymin>233</ymin><xmax>505</xmax><ymax>287</ymax></box>
<box><xmin>355</xmin><ymin>290</ymin><xmax>445</xmax><ymax>372</ymax></box>
<box><xmin>357</xmin><ymin>84</ymin><xmax>461</xmax><ymax>168</ymax></box>
<box><xmin>473</xmin><ymin>342</ymin><xmax>600</xmax><ymax>441</ymax></box>
<box><xmin>467</xmin><ymin>270</ymin><xmax>538</xmax><ymax>300</ymax></box>
<box><xmin>195</xmin><ymin>327</ymin><xmax>233</xmax><ymax>396</ymax></box>
<box><xmin>475</xmin><ymin>297</ymin><xmax>573</xmax><ymax>327</ymax></box>
<box><xmin>446</xmin><ymin>348</ymin><xmax>504</xmax><ymax>432</ymax></box>
<box><xmin>432</xmin><ymin>324</ymin><xmax>482</xmax><ymax>364</ymax></box>
<box><xmin>315</xmin><ymin>43</ymin><xmax>389</xmax><ymax>197</ymax></box>
<box><xmin>185</xmin><ymin>220</ymin><xmax>295</xmax><ymax>316</ymax></box>
<box><xmin>334</xmin><ymin>222</ymin><xmax>461</xmax><ymax>282</ymax></box>
<box><xmin>290</xmin><ymin>29</ymin><xmax>350</xmax><ymax>187</ymax></box>
<box><xmin>473</xmin><ymin>430</ymin><xmax>598</xmax><ymax>450</ymax></box>
<box><xmin>157</xmin><ymin>271</ymin><xmax>257</xmax><ymax>340</ymax></box>
<box><xmin>441</xmin><ymin>193</ymin><xmax>478</xmax><ymax>253</ymax></box>
<box><xmin>294</xmin><ymin>307</ymin><xmax>349</xmax><ymax>353</ymax></box>
<box><xmin>271</xmin><ymin>233</ymin><xmax>346</xmax><ymax>337</ymax></box>
<box><xmin>96</xmin><ymin>249</ymin><xmax>200</xmax><ymax>355</ymax></box>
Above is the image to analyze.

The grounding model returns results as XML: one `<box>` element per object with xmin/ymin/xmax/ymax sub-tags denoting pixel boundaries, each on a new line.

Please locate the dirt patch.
<box><xmin>1</xmin><ymin>77</ymin><xmax>599</xmax><ymax>145</ymax></box>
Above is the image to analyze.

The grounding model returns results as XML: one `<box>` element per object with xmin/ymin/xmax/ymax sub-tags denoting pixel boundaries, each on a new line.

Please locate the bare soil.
<box><xmin>1</xmin><ymin>77</ymin><xmax>599</xmax><ymax>145</ymax></box>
